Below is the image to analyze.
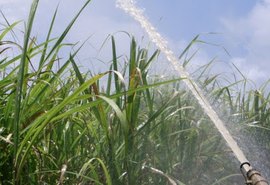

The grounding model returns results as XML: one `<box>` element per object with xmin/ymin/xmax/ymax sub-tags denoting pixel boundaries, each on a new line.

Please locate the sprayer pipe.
<box><xmin>118</xmin><ymin>1</ymin><xmax>269</xmax><ymax>184</ymax></box>
<box><xmin>248</xmin><ymin>169</ymin><xmax>269</xmax><ymax>185</ymax></box>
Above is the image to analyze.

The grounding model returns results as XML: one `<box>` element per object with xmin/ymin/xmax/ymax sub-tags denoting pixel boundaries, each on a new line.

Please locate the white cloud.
<box><xmin>0</xmin><ymin>0</ymin><xmax>32</xmax><ymax>21</ymax></box>
<box><xmin>230</xmin><ymin>57</ymin><xmax>268</xmax><ymax>82</ymax></box>
<box><xmin>221</xmin><ymin>0</ymin><xmax>270</xmax><ymax>85</ymax></box>
<box><xmin>0</xmin><ymin>0</ymin><xmax>149</xmax><ymax>73</ymax></box>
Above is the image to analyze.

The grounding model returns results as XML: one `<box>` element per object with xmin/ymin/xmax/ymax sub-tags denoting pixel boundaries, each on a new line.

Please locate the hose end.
<box><xmin>240</xmin><ymin>162</ymin><xmax>269</xmax><ymax>185</ymax></box>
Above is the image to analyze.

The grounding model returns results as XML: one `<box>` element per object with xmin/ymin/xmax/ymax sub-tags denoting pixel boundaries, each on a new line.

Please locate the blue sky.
<box><xmin>1</xmin><ymin>0</ymin><xmax>270</xmax><ymax>86</ymax></box>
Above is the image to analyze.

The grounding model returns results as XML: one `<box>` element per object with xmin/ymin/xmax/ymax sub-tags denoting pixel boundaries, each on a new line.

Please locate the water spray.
<box><xmin>116</xmin><ymin>0</ymin><xmax>269</xmax><ymax>184</ymax></box>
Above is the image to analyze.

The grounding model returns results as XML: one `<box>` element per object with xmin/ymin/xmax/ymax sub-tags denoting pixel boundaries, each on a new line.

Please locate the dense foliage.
<box><xmin>0</xmin><ymin>0</ymin><xmax>269</xmax><ymax>184</ymax></box>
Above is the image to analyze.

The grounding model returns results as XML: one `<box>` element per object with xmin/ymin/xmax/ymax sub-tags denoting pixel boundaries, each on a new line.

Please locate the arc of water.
<box><xmin>116</xmin><ymin>0</ymin><xmax>250</xmax><ymax>172</ymax></box>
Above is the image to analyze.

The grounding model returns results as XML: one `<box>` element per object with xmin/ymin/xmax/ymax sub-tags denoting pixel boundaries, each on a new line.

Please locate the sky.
<box><xmin>1</xmin><ymin>0</ymin><xmax>270</xmax><ymax>87</ymax></box>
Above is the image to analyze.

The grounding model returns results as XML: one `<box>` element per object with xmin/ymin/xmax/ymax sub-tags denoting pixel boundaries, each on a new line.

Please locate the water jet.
<box><xmin>116</xmin><ymin>0</ymin><xmax>269</xmax><ymax>183</ymax></box>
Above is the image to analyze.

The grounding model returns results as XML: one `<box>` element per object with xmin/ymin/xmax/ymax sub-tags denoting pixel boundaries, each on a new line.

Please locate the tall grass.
<box><xmin>0</xmin><ymin>0</ymin><xmax>269</xmax><ymax>184</ymax></box>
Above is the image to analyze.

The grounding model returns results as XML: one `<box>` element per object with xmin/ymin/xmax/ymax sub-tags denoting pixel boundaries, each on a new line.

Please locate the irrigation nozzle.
<box><xmin>240</xmin><ymin>162</ymin><xmax>269</xmax><ymax>185</ymax></box>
